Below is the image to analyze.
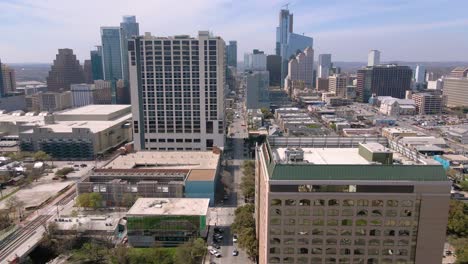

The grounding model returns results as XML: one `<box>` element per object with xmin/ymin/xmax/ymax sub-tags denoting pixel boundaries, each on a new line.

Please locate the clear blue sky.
<box><xmin>1</xmin><ymin>0</ymin><xmax>468</xmax><ymax>63</ymax></box>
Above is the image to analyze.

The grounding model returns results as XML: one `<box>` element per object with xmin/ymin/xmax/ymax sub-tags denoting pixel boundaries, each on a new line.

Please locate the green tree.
<box><xmin>260</xmin><ymin>107</ymin><xmax>274</xmax><ymax>119</ymax></box>
<box><xmin>109</xmin><ymin>245</ymin><xmax>130</xmax><ymax>264</ymax></box>
<box><xmin>76</xmin><ymin>193</ymin><xmax>91</xmax><ymax>208</ymax></box>
<box><xmin>239</xmin><ymin>227</ymin><xmax>258</xmax><ymax>260</ymax></box>
<box><xmin>72</xmin><ymin>242</ymin><xmax>110</xmax><ymax>263</ymax></box>
<box><xmin>450</xmin><ymin>237</ymin><xmax>468</xmax><ymax>264</ymax></box>
<box><xmin>447</xmin><ymin>200</ymin><xmax>468</xmax><ymax>237</ymax></box>
<box><xmin>460</xmin><ymin>180</ymin><xmax>468</xmax><ymax>192</ymax></box>
<box><xmin>122</xmin><ymin>193</ymin><xmax>137</xmax><ymax>208</ymax></box>
<box><xmin>33</xmin><ymin>151</ymin><xmax>51</xmax><ymax>161</ymax></box>
<box><xmin>240</xmin><ymin>160</ymin><xmax>255</xmax><ymax>199</ymax></box>
<box><xmin>174</xmin><ymin>238</ymin><xmax>206</xmax><ymax>264</ymax></box>
<box><xmin>89</xmin><ymin>193</ymin><xmax>103</xmax><ymax>209</ymax></box>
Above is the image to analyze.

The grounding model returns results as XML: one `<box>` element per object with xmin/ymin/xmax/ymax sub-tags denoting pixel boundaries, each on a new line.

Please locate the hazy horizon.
<box><xmin>2</xmin><ymin>0</ymin><xmax>468</xmax><ymax>63</ymax></box>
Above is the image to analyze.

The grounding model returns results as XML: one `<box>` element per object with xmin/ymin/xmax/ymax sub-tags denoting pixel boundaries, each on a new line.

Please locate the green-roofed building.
<box><xmin>126</xmin><ymin>198</ymin><xmax>209</xmax><ymax>247</ymax></box>
<box><xmin>255</xmin><ymin>137</ymin><xmax>450</xmax><ymax>264</ymax></box>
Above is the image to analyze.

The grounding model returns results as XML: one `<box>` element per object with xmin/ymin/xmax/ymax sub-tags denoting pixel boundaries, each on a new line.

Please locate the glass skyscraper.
<box><xmin>226</xmin><ymin>40</ymin><xmax>237</xmax><ymax>68</ymax></box>
<box><xmin>275</xmin><ymin>9</ymin><xmax>313</xmax><ymax>86</ymax></box>
<box><xmin>90</xmin><ymin>46</ymin><xmax>103</xmax><ymax>81</ymax></box>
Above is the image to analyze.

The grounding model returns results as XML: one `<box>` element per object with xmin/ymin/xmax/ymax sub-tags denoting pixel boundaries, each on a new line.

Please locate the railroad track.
<box><xmin>0</xmin><ymin>215</ymin><xmax>52</xmax><ymax>262</ymax></box>
<box><xmin>57</xmin><ymin>190</ymin><xmax>76</xmax><ymax>206</ymax></box>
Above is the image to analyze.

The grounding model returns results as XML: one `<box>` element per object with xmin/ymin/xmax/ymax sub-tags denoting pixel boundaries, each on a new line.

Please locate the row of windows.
<box><xmin>271</xmin><ymin>208</ymin><xmax>413</xmax><ymax>217</ymax></box>
<box><xmin>270</xmin><ymin>228</ymin><xmax>412</xmax><ymax>237</ymax></box>
<box><xmin>269</xmin><ymin>247</ymin><xmax>409</xmax><ymax>256</ymax></box>
<box><xmin>268</xmin><ymin>256</ymin><xmax>409</xmax><ymax>264</ymax></box>
<box><xmin>270</xmin><ymin>218</ymin><xmax>415</xmax><ymax>227</ymax></box>
<box><xmin>271</xmin><ymin>199</ymin><xmax>413</xmax><ymax>208</ymax></box>
<box><xmin>146</xmin><ymin>138</ymin><xmax>201</xmax><ymax>143</ymax></box>
<box><xmin>269</xmin><ymin>238</ymin><xmax>410</xmax><ymax>247</ymax></box>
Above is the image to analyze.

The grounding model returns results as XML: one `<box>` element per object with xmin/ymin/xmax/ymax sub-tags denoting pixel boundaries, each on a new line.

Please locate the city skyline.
<box><xmin>2</xmin><ymin>0</ymin><xmax>468</xmax><ymax>63</ymax></box>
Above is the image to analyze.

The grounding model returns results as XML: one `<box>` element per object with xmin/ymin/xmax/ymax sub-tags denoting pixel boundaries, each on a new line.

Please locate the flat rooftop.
<box><xmin>264</xmin><ymin>137</ymin><xmax>448</xmax><ymax>182</ymax></box>
<box><xmin>105</xmin><ymin>151</ymin><xmax>219</xmax><ymax>170</ymax></box>
<box><xmin>21</xmin><ymin>113</ymin><xmax>132</xmax><ymax>134</ymax></box>
<box><xmin>55</xmin><ymin>104</ymin><xmax>131</xmax><ymax>121</ymax></box>
<box><xmin>57</xmin><ymin>104</ymin><xmax>130</xmax><ymax>116</ymax></box>
<box><xmin>127</xmin><ymin>198</ymin><xmax>209</xmax><ymax>216</ymax></box>
<box><xmin>274</xmin><ymin>147</ymin><xmax>371</xmax><ymax>165</ymax></box>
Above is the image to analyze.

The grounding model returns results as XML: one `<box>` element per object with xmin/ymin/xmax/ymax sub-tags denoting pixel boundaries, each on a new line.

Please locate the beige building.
<box><xmin>129</xmin><ymin>31</ymin><xmax>225</xmax><ymax>151</ymax></box>
<box><xmin>412</xmin><ymin>93</ymin><xmax>445</xmax><ymax>115</ymax></box>
<box><xmin>1</xmin><ymin>63</ymin><xmax>16</xmax><ymax>94</ymax></box>
<box><xmin>329</xmin><ymin>74</ymin><xmax>348</xmax><ymax>98</ymax></box>
<box><xmin>19</xmin><ymin>105</ymin><xmax>132</xmax><ymax>160</ymax></box>
<box><xmin>39</xmin><ymin>91</ymin><xmax>72</xmax><ymax>112</ymax></box>
<box><xmin>256</xmin><ymin>137</ymin><xmax>450</xmax><ymax>264</ymax></box>
<box><xmin>442</xmin><ymin>77</ymin><xmax>468</xmax><ymax>107</ymax></box>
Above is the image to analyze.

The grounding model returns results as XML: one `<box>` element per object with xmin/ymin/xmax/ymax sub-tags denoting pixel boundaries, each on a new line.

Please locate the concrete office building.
<box><xmin>256</xmin><ymin>137</ymin><xmax>450</xmax><ymax>264</ymax></box>
<box><xmin>78</xmin><ymin>150</ymin><xmax>221</xmax><ymax>206</ymax></box>
<box><xmin>0</xmin><ymin>94</ymin><xmax>26</xmax><ymax>112</ymax></box>
<box><xmin>412</xmin><ymin>92</ymin><xmax>445</xmax><ymax>115</ymax></box>
<box><xmin>356</xmin><ymin>65</ymin><xmax>412</xmax><ymax>102</ymax></box>
<box><xmin>46</xmin><ymin>49</ymin><xmax>85</xmax><ymax>92</ymax></box>
<box><xmin>318</xmin><ymin>54</ymin><xmax>332</xmax><ymax>79</ymax></box>
<box><xmin>276</xmin><ymin>9</ymin><xmax>313</xmax><ymax>86</ymax></box>
<box><xmin>93</xmin><ymin>80</ymin><xmax>113</xmax><ymax>104</ymax></box>
<box><xmin>449</xmin><ymin>67</ymin><xmax>468</xmax><ymax>78</ymax></box>
<box><xmin>316</xmin><ymin>78</ymin><xmax>329</xmax><ymax>92</ymax></box>
<box><xmin>245</xmin><ymin>49</ymin><xmax>267</xmax><ymax>71</ymax></box>
<box><xmin>245</xmin><ymin>71</ymin><xmax>270</xmax><ymax>110</ymax></box>
<box><xmin>19</xmin><ymin>105</ymin><xmax>132</xmax><ymax>160</ymax></box>
<box><xmin>127</xmin><ymin>198</ymin><xmax>209</xmax><ymax>247</ymax></box>
<box><xmin>90</xmin><ymin>46</ymin><xmax>104</xmax><ymax>81</ymax></box>
<box><xmin>83</xmin><ymin>60</ymin><xmax>93</xmax><ymax>84</ymax></box>
<box><xmin>39</xmin><ymin>91</ymin><xmax>72</xmax><ymax>112</ymax></box>
<box><xmin>443</xmin><ymin>77</ymin><xmax>468</xmax><ymax>107</ymax></box>
<box><xmin>427</xmin><ymin>79</ymin><xmax>443</xmax><ymax>90</ymax></box>
<box><xmin>226</xmin><ymin>40</ymin><xmax>237</xmax><ymax>68</ymax></box>
<box><xmin>285</xmin><ymin>46</ymin><xmax>314</xmax><ymax>88</ymax></box>
<box><xmin>267</xmin><ymin>55</ymin><xmax>282</xmax><ymax>86</ymax></box>
<box><xmin>129</xmin><ymin>31</ymin><xmax>226</xmax><ymax>151</ymax></box>
<box><xmin>368</xmin><ymin>50</ymin><xmax>381</xmax><ymax>67</ymax></box>
<box><xmin>0</xmin><ymin>62</ymin><xmax>16</xmax><ymax>96</ymax></box>
<box><xmin>329</xmin><ymin>74</ymin><xmax>348</xmax><ymax>98</ymax></box>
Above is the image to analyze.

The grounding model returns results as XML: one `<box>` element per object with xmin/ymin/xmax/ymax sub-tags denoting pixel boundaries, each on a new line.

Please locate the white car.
<box><xmin>233</xmin><ymin>234</ymin><xmax>238</xmax><ymax>243</ymax></box>
<box><xmin>214</xmin><ymin>252</ymin><xmax>222</xmax><ymax>258</ymax></box>
<box><xmin>209</xmin><ymin>249</ymin><xmax>218</xmax><ymax>255</ymax></box>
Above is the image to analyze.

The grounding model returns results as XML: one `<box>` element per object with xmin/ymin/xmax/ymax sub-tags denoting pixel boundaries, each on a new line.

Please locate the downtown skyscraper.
<box><xmin>100</xmin><ymin>16</ymin><xmax>139</xmax><ymax>104</ymax></box>
<box><xmin>276</xmin><ymin>8</ymin><xmax>313</xmax><ymax>86</ymax></box>
<box><xmin>46</xmin><ymin>49</ymin><xmax>84</xmax><ymax>92</ymax></box>
<box><xmin>129</xmin><ymin>31</ymin><xmax>226</xmax><ymax>151</ymax></box>
<box><xmin>226</xmin><ymin>40</ymin><xmax>237</xmax><ymax>68</ymax></box>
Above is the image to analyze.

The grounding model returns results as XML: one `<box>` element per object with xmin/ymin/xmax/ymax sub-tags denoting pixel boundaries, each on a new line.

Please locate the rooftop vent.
<box><xmin>285</xmin><ymin>147</ymin><xmax>304</xmax><ymax>162</ymax></box>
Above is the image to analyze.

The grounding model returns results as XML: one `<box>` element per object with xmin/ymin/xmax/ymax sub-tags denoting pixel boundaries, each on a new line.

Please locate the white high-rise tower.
<box><xmin>368</xmin><ymin>50</ymin><xmax>381</xmax><ymax>66</ymax></box>
<box><xmin>129</xmin><ymin>31</ymin><xmax>226</xmax><ymax>151</ymax></box>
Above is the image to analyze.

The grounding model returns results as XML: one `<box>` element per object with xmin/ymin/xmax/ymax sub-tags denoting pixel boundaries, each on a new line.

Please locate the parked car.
<box><xmin>232</xmin><ymin>249</ymin><xmax>239</xmax><ymax>256</ymax></box>
<box><xmin>209</xmin><ymin>249</ymin><xmax>218</xmax><ymax>255</ymax></box>
<box><xmin>214</xmin><ymin>252</ymin><xmax>222</xmax><ymax>258</ymax></box>
<box><xmin>212</xmin><ymin>243</ymin><xmax>220</xmax><ymax>249</ymax></box>
<box><xmin>233</xmin><ymin>234</ymin><xmax>238</xmax><ymax>243</ymax></box>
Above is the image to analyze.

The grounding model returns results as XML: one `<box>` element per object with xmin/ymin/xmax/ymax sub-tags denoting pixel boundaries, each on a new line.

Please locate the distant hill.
<box><xmin>9</xmin><ymin>63</ymin><xmax>51</xmax><ymax>82</ymax></box>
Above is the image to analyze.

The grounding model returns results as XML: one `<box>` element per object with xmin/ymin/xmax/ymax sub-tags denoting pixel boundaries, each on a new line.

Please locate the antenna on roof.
<box><xmin>283</xmin><ymin>2</ymin><xmax>290</xmax><ymax>9</ymax></box>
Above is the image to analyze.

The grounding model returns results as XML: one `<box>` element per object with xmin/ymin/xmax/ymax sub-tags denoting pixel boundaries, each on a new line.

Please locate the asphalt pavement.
<box><xmin>206</xmin><ymin>101</ymin><xmax>253</xmax><ymax>264</ymax></box>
